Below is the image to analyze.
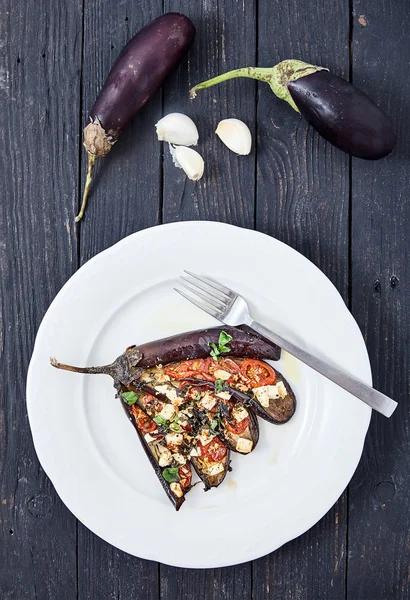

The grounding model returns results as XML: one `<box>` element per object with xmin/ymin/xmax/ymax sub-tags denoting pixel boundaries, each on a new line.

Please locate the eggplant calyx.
<box><xmin>270</xmin><ymin>60</ymin><xmax>328</xmax><ymax>112</ymax></box>
<box><xmin>76</xmin><ymin>118</ymin><xmax>115</xmax><ymax>222</ymax></box>
<box><xmin>50</xmin><ymin>346</ymin><xmax>144</xmax><ymax>386</ymax></box>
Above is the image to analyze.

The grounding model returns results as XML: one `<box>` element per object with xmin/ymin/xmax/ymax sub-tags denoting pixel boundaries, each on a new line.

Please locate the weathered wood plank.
<box><xmin>348</xmin><ymin>2</ymin><xmax>410</xmax><ymax>598</ymax></box>
<box><xmin>0</xmin><ymin>0</ymin><xmax>81</xmax><ymax>598</ymax></box>
<box><xmin>160</xmin><ymin>0</ymin><xmax>256</xmax><ymax>597</ymax></box>
<box><xmin>77</xmin><ymin>3</ymin><xmax>162</xmax><ymax>599</ymax></box>
<box><xmin>254</xmin><ymin>1</ymin><xmax>350</xmax><ymax>598</ymax></box>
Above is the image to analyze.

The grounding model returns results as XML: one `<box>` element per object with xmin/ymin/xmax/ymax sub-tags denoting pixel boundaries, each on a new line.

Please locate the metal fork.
<box><xmin>175</xmin><ymin>271</ymin><xmax>398</xmax><ymax>418</ymax></box>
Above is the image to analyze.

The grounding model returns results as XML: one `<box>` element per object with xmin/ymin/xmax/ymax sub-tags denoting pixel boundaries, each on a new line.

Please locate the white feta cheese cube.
<box><xmin>236</xmin><ymin>438</ymin><xmax>253</xmax><ymax>453</ymax></box>
<box><xmin>206</xmin><ymin>462</ymin><xmax>224</xmax><ymax>476</ymax></box>
<box><xmin>165</xmin><ymin>432</ymin><xmax>183</xmax><ymax>447</ymax></box>
<box><xmin>172</xmin><ymin>453</ymin><xmax>186</xmax><ymax>465</ymax></box>
<box><xmin>170</xmin><ymin>482</ymin><xmax>183</xmax><ymax>498</ymax></box>
<box><xmin>213</xmin><ymin>369</ymin><xmax>231</xmax><ymax>381</ymax></box>
<box><xmin>232</xmin><ymin>406</ymin><xmax>248</xmax><ymax>423</ymax></box>
<box><xmin>200</xmin><ymin>392</ymin><xmax>217</xmax><ymax>411</ymax></box>
<box><xmin>158</xmin><ymin>449</ymin><xmax>172</xmax><ymax>467</ymax></box>
<box><xmin>159</xmin><ymin>403</ymin><xmax>175</xmax><ymax>421</ymax></box>
<box><xmin>216</xmin><ymin>391</ymin><xmax>231</xmax><ymax>401</ymax></box>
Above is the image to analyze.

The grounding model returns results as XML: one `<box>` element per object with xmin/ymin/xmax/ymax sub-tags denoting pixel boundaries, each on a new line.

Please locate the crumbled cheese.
<box><xmin>165</xmin><ymin>432</ymin><xmax>184</xmax><ymax>447</ymax></box>
<box><xmin>158</xmin><ymin>449</ymin><xmax>172</xmax><ymax>467</ymax></box>
<box><xmin>172</xmin><ymin>452</ymin><xmax>186</xmax><ymax>465</ymax></box>
<box><xmin>254</xmin><ymin>382</ymin><xmax>287</xmax><ymax>407</ymax></box>
<box><xmin>172</xmin><ymin>396</ymin><xmax>185</xmax><ymax>409</ymax></box>
<box><xmin>156</xmin><ymin>371</ymin><xmax>170</xmax><ymax>384</ymax></box>
<box><xmin>155</xmin><ymin>384</ymin><xmax>178</xmax><ymax>401</ymax></box>
<box><xmin>232</xmin><ymin>406</ymin><xmax>248</xmax><ymax>423</ymax></box>
<box><xmin>144</xmin><ymin>433</ymin><xmax>156</xmax><ymax>443</ymax></box>
<box><xmin>216</xmin><ymin>391</ymin><xmax>231</xmax><ymax>401</ymax></box>
<box><xmin>213</xmin><ymin>369</ymin><xmax>231</xmax><ymax>381</ymax></box>
<box><xmin>189</xmin><ymin>447</ymin><xmax>199</xmax><ymax>457</ymax></box>
<box><xmin>206</xmin><ymin>462</ymin><xmax>224</xmax><ymax>476</ymax></box>
<box><xmin>200</xmin><ymin>392</ymin><xmax>217</xmax><ymax>411</ymax></box>
<box><xmin>170</xmin><ymin>482</ymin><xmax>183</xmax><ymax>498</ymax></box>
<box><xmin>196</xmin><ymin>429</ymin><xmax>213</xmax><ymax>446</ymax></box>
<box><xmin>236</xmin><ymin>438</ymin><xmax>253</xmax><ymax>453</ymax></box>
<box><xmin>159</xmin><ymin>403</ymin><xmax>175</xmax><ymax>421</ymax></box>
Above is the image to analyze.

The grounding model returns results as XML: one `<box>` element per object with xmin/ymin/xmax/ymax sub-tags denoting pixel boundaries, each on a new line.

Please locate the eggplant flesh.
<box><xmin>190</xmin><ymin>453</ymin><xmax>230</xmax><ymax>491</ymax></box>
<box><xmin>249</xmin><ymin>370</ymin><xmax>296</xmax><ymax>424</ymax></box>
<box><xmin>121</xmin><ymin>401</ymin><xmax>187</xmax><ymax>510</ymax></box>
<box><xmin>288</xmin><ymin>71</ymin><xmax>396</xmax><ymax>159</ymax></box>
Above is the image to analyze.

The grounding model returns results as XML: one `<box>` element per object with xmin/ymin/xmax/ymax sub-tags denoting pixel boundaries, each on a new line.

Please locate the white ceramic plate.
<box><xmin>27</xmin><ymin>222</ymin><xmax>371</xmax><ymax>568</ymax></box>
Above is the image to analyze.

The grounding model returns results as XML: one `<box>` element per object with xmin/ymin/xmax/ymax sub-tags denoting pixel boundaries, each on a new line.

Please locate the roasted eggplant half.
<box><xmin>121</xmin><ymin>398</ymin><xmax>192</xmax><ymax>510</ymax></box>
<box><xmin>190</xmin><ymin>427</ymin><xmax>230</xmax><ymax>490</ymax></box>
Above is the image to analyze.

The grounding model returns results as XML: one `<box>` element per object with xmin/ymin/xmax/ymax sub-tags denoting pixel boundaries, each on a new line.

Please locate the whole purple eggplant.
<box><xmin>190</xmin><ymin>59</ymin><xmax>396</xmax><ymax>160</ymax></box>
<box><xmin>76</xmin><ymin>13</ymin><xmax>195</xmax><ymax>222</ymax></box>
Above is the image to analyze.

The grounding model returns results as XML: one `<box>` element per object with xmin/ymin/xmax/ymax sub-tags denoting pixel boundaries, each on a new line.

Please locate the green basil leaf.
<box><xmin>208</xmin><ymin>342</ymin><xmax>220</xmax><ymax>360</ymax></box>
<box><xmin>169</xmin><ymin>422</ymin><xmax>182</xmax><ymax>432</ymax></box>
<box><xmin>162</xmin><ymin>467</ymin><xmax>180</xmax><ymax>483</ymax></box>
<box><xmin>121</xmin><ymin>391</ymin><xmax>139</xmax><ymax>405</ymax></box>
<box><xmin>215</xmin><ymin>379</ymin><xmax>227</xmax><ymax>394</ymax></box>
<box><xmin>219</xmin><ymin>331</ymin><xmax>233</xmax><ymax>347</ymax></box>
<box><xmin>211</xmin><ymin>419</ymin><xmax>218</xmax><ymax>431</ymax></box>
<box><xmin>219</xmin><ymin>345</ymin><xmax>231</xmax><ymax>354</ymax></box>
<box><xmin>154</xmin><ymin>415</ymin><xmax>168</xmax><ymax>426</ymax></box>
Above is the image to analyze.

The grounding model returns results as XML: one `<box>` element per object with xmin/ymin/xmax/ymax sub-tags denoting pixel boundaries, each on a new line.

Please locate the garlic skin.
<box><xmin>215</xmin><ymin>118</ymin><xmax>252</xmax><ymax>155</ymax></box>
<box><xmin>169</xmin><ymin>145</ymin><xmax>204</xmax><ymax>181</ymax></box>
<box><xmin>156</xmin><ymin>113</ymin><xmax>199</xmax><ymax>146</ymax></box>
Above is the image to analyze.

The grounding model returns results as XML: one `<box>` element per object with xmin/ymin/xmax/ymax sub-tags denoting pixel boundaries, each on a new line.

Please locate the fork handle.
<box><xmin>248</xmin><ymin>320</ymin><xmax>398</xmax><ymax>418</ymax></box>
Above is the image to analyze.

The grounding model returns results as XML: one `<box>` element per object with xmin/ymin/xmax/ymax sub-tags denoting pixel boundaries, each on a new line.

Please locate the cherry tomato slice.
<box><xmin>178</xmin><ymin>464</ymin><xmax>192</xmax><ymax>488</ymax></box>
<box><xmin>131</xmin><ymin>406</ymin><xmax>157</xmax><ymax>433</ymax></box>
<box><xmin>240</xmin><ymin>359</ymin><xmax>276</xmax><ymax>388</ymax></box>
<box><xmin>165</xmin><ymin>359</ymin><xmax>213</xmax><ymax>381</ymax></box>
<box><xmin>224</xmin><ymin>417</ymin><xmax>249</xmax><ymax>434</ymax></box>
<box><xmin>197</xmin><ymin>437</ymin><xmax>227</xmax><ymax>462</ymax></box>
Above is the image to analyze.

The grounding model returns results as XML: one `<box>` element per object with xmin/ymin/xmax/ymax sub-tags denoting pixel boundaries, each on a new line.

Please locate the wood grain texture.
<box><xmin>76</xmin><ymin>3</ymin><xmax>163</xmax><ymax>599</ymax></box>
<box><xmin>0</xmin><ymin>0</ymin><xmax>81</xmax><ymax>598</ymax></box>
<box><xmin>253</xmin><ymin>1</ymin><xmax>350</xmax><ymax>598</ymax></box>
<box><xmin>162</xmin><ymin>0</ymin><xmax>257</xmax><ymax>226</ymax></box>
<box><xmin>348</xmin><ymin>2</ymin><xmax>410</xmax><ymax>598</ymax></box>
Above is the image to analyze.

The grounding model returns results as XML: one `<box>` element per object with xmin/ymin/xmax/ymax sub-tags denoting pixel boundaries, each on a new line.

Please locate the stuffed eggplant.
<box><xmin>51</xmin><ymin>326</ymin><xmax>295</xmax><ymax>510</ymax></box>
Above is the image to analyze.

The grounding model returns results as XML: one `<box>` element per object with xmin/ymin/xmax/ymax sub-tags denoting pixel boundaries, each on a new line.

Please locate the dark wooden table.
<box><xmin>1</xmin><ymin>1</ymin><xmax>409</xmax><ymax>598</ymax></box>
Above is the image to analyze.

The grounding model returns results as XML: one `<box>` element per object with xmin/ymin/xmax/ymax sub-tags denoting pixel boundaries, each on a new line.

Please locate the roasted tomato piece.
<box><xmin>178</xmin><ymin>464</ymin><xmax>192</xmax><ymax>488</ymax></box>
<box><xmin>165</xmin><ymin>359</ymin><xmax>215</xmax><ymax>381</ymax></box>
<box><xmin>197</xmin><ymin>437</ymin><xmax>227</xmax><ymax>462</ymax></box>
<box><xmin>240</xmin><ymin>359</ymin><xmax>276</xmax><ymax>388</ymax></box>
<box><xmin>131</xmin><ymin>406</ymin><xmax>157</xmax><ymax>433</ymax></box>
<box><xmin>224</xmin><ymin>417</ymin><xmax>249</xmax><ymax>434</ymax></box>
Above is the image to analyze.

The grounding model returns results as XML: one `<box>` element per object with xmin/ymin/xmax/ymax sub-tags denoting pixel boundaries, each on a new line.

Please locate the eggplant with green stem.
<box><xmin>190</xmin><ymin>59</ymin><xmax>396</xmax><ymax>159</ymax></box>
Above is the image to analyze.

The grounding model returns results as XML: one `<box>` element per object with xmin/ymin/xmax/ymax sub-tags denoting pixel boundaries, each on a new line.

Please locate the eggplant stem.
<box><xmin>190</xmin><ymin>61</ymin><xmax>327</xmax><ymax>113</ymax></box>
<box><xmin>189</xmin><ymin>67</ymin><xmax>272</xmax><ymax>98</ymax></box>
<box><xmin>50</xmin><ymin>357</ymin><xmax>114</xmax><ymax>377</ymax></box>
<box><xmin>75</xmin><ymin>153</ymin><xmax>96</xmax><ymax>222</ymax></box>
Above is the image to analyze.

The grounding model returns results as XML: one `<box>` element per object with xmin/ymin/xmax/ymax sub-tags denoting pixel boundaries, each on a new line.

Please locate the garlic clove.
<box><xmin>155</xmin><ymin>113</ymin><xmax>199</xmax><ymax>146</ymax></box>
<box><xmin>215</xmin><ymin>118</ymin><xmax>252</xmax><ymax>155</ymax></box>
<box><xmin>169</xmin><ymin>144</ymin><xmax>204</xmax><ymax>181</ymax></box>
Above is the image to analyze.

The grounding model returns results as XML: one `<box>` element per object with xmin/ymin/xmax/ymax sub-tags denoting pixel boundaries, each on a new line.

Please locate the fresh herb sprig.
<box><xmin>162</xmin><ymin>467</ymin><xmax>180</xmax><ymax>483</ymax></box>
<box><xmin>208</xmin><ymin>331</ymin><xmax>233</xmax><ymax>360</ymax></box>
<box><xmin>121</xmin><ymin>391</ymin><xmax>139</xmax><ymax>405</ymax></box>
<box><xmin>215</xmin><ymin>378</ymin><xmax>228</xmax><ymax>394</ymax></box>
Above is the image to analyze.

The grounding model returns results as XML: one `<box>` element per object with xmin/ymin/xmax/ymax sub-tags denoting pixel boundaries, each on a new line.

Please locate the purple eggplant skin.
<box><xmin>76</xmin><ymin>12</ymin><xmax>195</xmax><ymax>222</ymax></box>
<box><xmin>88</xmin><ymin>13</ymin><xmax>195</xmax><ymax>148</ymax></box>
<box><xmin>135</xmin><ymin>325</ymin><xmax>281</xmax><ymax>367</ymax></box>
<box><xmin>288</xmin><ymin>71</ymin><xmax>397</xmax><ymax>160</ymax></box>
<box><xmin>121</xmin><ymin>399</ymin><xmax>186</xmax><ymax>510</ymax></box>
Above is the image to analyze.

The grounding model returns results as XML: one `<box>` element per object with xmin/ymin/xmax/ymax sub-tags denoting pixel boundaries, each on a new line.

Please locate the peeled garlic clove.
<box><xmin>215</xmin><ymin>118</ymin><xmax>252</xmax><ymax>155</ymax></box>
<box><xmin>155</xmin><ymin>113</ymin><xmax>199</xmax><ymax>146</ymax></box>
<box><xmin>169</xmin><ymin>144</ymin><xmax>204</xmax><ymax>181</ymax></box>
